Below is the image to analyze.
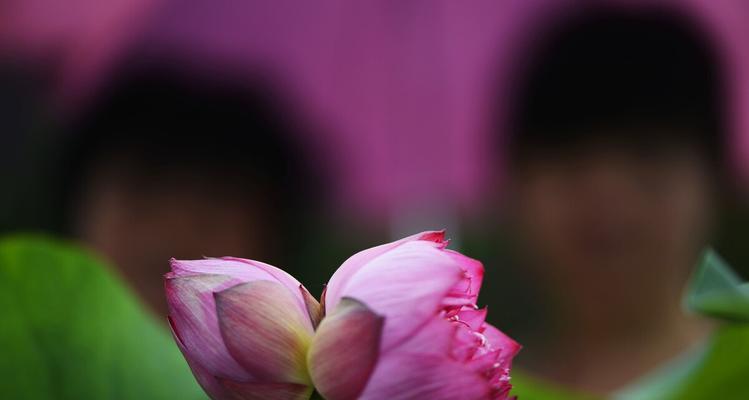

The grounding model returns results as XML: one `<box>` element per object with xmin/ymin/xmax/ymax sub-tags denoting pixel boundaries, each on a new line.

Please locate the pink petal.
<box><xmin>168</xmin><ymin>316</ymin><xmax>228</xmax><ymax>399</ymax></box>
<box><xmin>483</xmin><ymin>324</ymin><xmax>521</xmax><ymax>369</ymax></box>
<box><xmin>165</xmin><ymin>274</ymin><xmax>249</xmax><ymax>381</ymax></box>
<box><xmin>218</xmin><ymin>379</ymin><xmax>313</xmax><ymax>400</ymax></box>
<box><xmin>222</xmin><ymin>257</ymin><xmax>313</xmax><ymax>329</ymax></box>
<box><xmin>308</xmin><ymin>298</ymin><xmax>383</xmax><ymax>400</ymax></box>
<box><xmin>444</xmin><ymin>249</ymin><xmax>485</xmax><ymax>297</ymax></box>
<box><xmin>458</xmin><ymin>308</ymin><xmax>488</xmax><ymax>331</ymax></box>
<box><xmin>214</xmin><ymin>280</ymin><xmax>314</xmax><ymax>385</ymax></box>
<box><xmin>324</xmin><ymin>230</ymin><xmax>446</xmax><ymax>313</ymax></box>
<box><xmin>339</xmin><ymin>240</ymin><xmax>464</xmax><ymax>350</ymax></box>
<box><xmin>392</xmin><ymin>315</ymin><xmax>457</xmax><ymax>357</ymax></box>
<box><xmin>168</xmin><ymin>258</ymin><xmax>276</xmax><ymax>281</ymax></box>
<box><xmin>359</xmin><ymin>353</ymin><xmax>491</xmax><ymax>400</ymax></box>
<box><xmin>169</xmin><ymin>257</ymin><xmax>314</xmax><ymax>332</ymax></box>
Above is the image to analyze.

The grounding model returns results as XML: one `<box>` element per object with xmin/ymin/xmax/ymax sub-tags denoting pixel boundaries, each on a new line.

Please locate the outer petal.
<box><xmin>340</xmin><ymin>241</ymin><xmax>464</xmax><ymax>350</ymax></box>
<box><xmin>218</xmin><ymin>379</ymin><xmax>312</xmax><ymax>400</ymax></box>
<box><xmin>359</xmin><ymin>353</ymin><xmax>491</xmax><ymax>400</ymax></box>
<box><xmin>168</xmin><ymin>258</ymin><xmax>276</xmax><ymax>281</ymax></box>
<box><xmin>214</xmin><ymin>280</ymin><xmax>314</xmax><ymax>385</ymax></box>
<box><xmin>170</xmin><ymin>257</ymin><xmax>314</xmax><ymax>332</ymax></box>
<box><xmin>168</xmin><ymin>316</ymin><xmax>228</xmax><ymax>399</ymax></box>
<box><xmin>324</xmin><ymin>230</ymin><xmax>446</xmax><ymax>313</ymax></box>
<box><xmin>165</xmin><ymin>274</ymin><xmax>248</xmax><ymax>381</ymax></box>
<box><xmin>308</xmin><ymin>298</ymin><xmax>383</xmax><ymax>400</ymax></box>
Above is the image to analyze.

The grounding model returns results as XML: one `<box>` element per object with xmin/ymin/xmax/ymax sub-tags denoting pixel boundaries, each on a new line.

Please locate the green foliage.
<box><xmin>0</xmin><ymin>235</ymin><xmax>206</xmax><ymax>400</ymax></box>
<box><xmin>686</xmin><ymin>248</ymin><xmax>749</xmax><ymax>322</ymax></box>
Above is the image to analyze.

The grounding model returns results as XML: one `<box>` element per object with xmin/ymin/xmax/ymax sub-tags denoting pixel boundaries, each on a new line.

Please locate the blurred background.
<box><xmin>2</xmin><ymin>0</ymin><xmax>749</xmax><ymax>397</ymax></box>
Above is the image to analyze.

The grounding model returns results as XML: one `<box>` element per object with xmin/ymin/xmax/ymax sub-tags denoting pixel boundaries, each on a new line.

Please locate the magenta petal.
<box><xmin>324</xmin><ymin>230</ymin><xmax>446</xmax><ymax>313</ymax></box>
<box><xmin>165</xmin><ymin>275</ymin><xmax>248</xmax><ymax>381</ymax></box>
<box><xmin>444</xmin><ymin>249</ymin><xmax>485</xmax><ymax>296</ymax></box>
<box><xmin>340</xmin><ymin>241</ymin><xmax>464</xmax><ymax>350</ymax></box>
<box><xmin>483</xmin><ymin>324</ymin><xmax>521</xmax><ymax>368</ymax></box>
<box><xmin>308</xmin><ymin>298</ymin><xmax>384</xmax><ymax>400</ymax></box>
<box><xmin>359</xmin><ymin>353</ymin><xmax>491</xmax><ymax>400</ymax></box>
<box><xmin>214</xmin><ymin>280</ymin><xmax>313</xmax><ymax>384</ymax></box>
<box><xmin>218</xmin><ymin>379</ymin><xmax>312</xmax><ymax>400</ymax></box>
<box><xmin>458</xmin><ymin>308</ymin><xmax>488</xmax><ymax>331</ymax></box>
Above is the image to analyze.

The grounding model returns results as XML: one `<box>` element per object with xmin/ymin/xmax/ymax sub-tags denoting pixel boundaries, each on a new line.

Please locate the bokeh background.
<box><xmin>1</xmin><ymin>0</ymin><xmax>748</xmax><ymax>398</ymax></box>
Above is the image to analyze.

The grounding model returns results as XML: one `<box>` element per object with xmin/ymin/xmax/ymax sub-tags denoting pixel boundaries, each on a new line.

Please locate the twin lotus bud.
<box><xmin>165</xmin><ymin>230</ymin><xmax>520</xmax><ymax>400</ymax></box>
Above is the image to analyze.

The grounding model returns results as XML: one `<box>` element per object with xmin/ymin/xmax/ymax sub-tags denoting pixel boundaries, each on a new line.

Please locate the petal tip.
<box><xmin>299</xmin><ymin>284</ymin><xmax>324</xmax><ymax>328</ymax></box>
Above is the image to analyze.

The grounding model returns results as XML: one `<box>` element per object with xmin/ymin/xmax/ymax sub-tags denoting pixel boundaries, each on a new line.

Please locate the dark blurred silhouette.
<box><xmin>52</xmin><ymin>63</ymin><xmax>318</xmax><ymax>316</ymax></box>
<box><xmin>500</xmin><ymin>6</ymin><xmax>727</xmax><ymax>395</ymax></box>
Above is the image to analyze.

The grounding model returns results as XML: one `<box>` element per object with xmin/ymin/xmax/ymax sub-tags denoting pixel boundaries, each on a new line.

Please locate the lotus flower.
<box><xmin>165</xmin><ymin>230</ymin><xmax>519</xmax><ymax>400</ymax></box>
<box><xmin>309</xmin><ymin>230</ymin><xmax>520</xmax><ymax>400</ymax></box>
<box><xmin>165</xmin><ymin>257</ymin><xmax>321</xmax><ymax>400</ymax></box>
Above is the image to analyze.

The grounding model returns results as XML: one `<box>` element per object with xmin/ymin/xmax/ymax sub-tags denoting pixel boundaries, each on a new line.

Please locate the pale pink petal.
<box><xmin>324</xmin><ymin>230</ymin><xmax>446</xmax><ymax>313</ymax></box>
<box><xmin>222</xmin><ymin>257</ymin><xmax>312</xmax><ymax>328</ymax></box>
<box><xmin>165</xmin><ymin>274</ymin><xmax>248</xmax><ymax>381</ymax></box>
<box><xmin>391</xmin><ymin>315</ymin><xmax>456</xmax><ymax>357</ymax></box>
<box><xmin>359</xmin><ymin>353</ymin><xmax>491</xmax><ymax>400</ymax></box>
<box><xmin>168</xmin><ymin>258</ymin><xmax>276</xmax><ymax>281</ymax></box>
<box><xmin>168</xmin><ymin>316</ymin><xmax>228</xmax><ymax>399</ymax></box>
<box><xmin>218</xmin><ymin>379</ymin><xmax>313</xmax><ymax>400</ymax></box>
<box><xmin>214</xmin><ymin>280</ymin><xmax>314</xmax><ymax>385</ymax></box>
<box><xmin>340</xmin><ymin>241</ymin><xmax>464</xmax><ymax>351</ymax></box>
<box><xmin>308</xmin><ymin>298</ymin><xmax>383</xmax><ymax>400</ymax></box>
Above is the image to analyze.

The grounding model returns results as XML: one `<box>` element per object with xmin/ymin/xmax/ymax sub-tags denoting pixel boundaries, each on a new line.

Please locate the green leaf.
<box><xmin>0</xmin><ymin>235</ymin><xmax>207</xmax><ymax>400</ymax></box>
<box><xmin>667</xmin><ymin>323</ymin><xmax>749</xmax><ymax>399</ymax></box>
<box><xmin>685</xmin><ymin>248</ymin><xmax>749</xmax><ymax>322</ymax></box>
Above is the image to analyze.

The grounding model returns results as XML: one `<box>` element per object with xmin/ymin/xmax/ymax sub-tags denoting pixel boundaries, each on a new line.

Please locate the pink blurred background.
<box><xmin>2</xmin><ymin>0</ymin><xmax>747</xmax><ymax>221</ymax></box>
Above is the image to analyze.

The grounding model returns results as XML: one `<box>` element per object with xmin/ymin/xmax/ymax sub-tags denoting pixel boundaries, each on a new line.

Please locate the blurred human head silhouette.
<box><xmin>501</xmin><ymin>5</ymin><xmax>726</xmax><ymax>393</ymax></box>
<box><xmin>56</xmin><ymin>63</ymin><xmax>315</xmax><ymax>315</ymax></box>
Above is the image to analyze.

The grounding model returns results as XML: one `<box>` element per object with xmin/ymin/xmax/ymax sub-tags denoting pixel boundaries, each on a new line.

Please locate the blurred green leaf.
<box><xmin>516</xmin><ymin>249</ymin><xmax>749</xmax><ymax>400</ymax></box>
<box><xmin>667</xmin><ymin>323</ymin><xmax>749</xmax><ymax>399</ymax></box>
<box><xmin>619</xmin><ymin>249</ymin><xmax>749</xmax><ymax>399</ymax></box>
<box><xmin>0</xmin><ymin>235</ymin><xmax>206</xmax><ymax>400</ymax></box>
<box><xmin>686</xmin><ymin>248</ymin><xmax>749</xmax><ymax>322</ymax></box>
<box><xmin>613</xmin><ymin>340</ymin><xmax>710</xmax><ymax>400</ymax></box>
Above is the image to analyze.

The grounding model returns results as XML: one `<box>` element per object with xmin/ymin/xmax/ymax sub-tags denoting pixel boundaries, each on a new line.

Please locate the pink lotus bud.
<box><xmin>308</xmin><ymin>231</ymin><xmax>520</xmax><ymax>400</ymax></box>
<box><xmin>165</xmin><ymin>257</ymin><xmax>319</xmax><ymax>400</ymax></box>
